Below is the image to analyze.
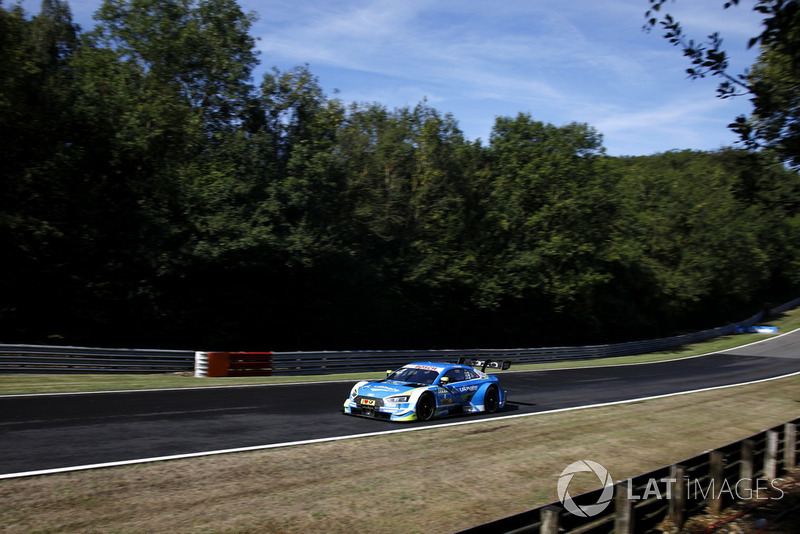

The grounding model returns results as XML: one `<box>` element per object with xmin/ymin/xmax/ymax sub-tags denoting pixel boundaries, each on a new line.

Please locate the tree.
<box><xmin>5</xmin><ymin>0</ymin><xmax>266</xmax><ymax>346</ymax></box>
<box><xmin>334</xmin><ymin>101</ymin><xmax>479</xmax><ymax>287</ymax></box>
<box><xmin>645</xmin><ymin>0</ymin><xmax>800</xmax><ymax>168</ymax></box>
<box><xmin>478</xmin><ymin>114</ymin><xmax>615</xmax><ymax>338</ymax></box>
<box><xmin>78</xmin><ymin>0</ymin><xmax>262</xmax><ymax>262</ymax></box>
<box><xmin>258</xmin><ymin>65</ymin><xmax>348</xmax><ymax>267</ymax></box>
<box><xmin>0</xmin><ymin>1</ymin><xmax>86</xmax><ymax>342</ymax></box>
<box><xmin>607</xmin><ymin>150</ymin><xmax>791</xmax><ymax>333</ymax></box>
<box><xmin>91</xmin><ymin>0</ymin><xmax>258</xmax><ymax>135</ymax></box>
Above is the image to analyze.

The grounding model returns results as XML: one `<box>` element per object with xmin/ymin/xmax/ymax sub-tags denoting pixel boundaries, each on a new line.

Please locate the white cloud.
<box><xmin>589</xmin><ymin>93</ymin><xmax>751</xmax><ymax>155</ymax></box>
<box><xmin>16</xmin><ymin>0</ymin><xmax>767</xmax><ymax>155</ymax></box>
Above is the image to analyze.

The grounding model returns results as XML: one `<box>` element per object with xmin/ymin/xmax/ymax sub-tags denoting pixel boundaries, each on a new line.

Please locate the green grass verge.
<box><xmin>2</xmin><ymin>308</ymin><xmax>798</xmax><ymax>396</ymax></box>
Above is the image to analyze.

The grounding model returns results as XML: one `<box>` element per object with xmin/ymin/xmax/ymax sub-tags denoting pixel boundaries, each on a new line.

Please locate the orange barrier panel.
<box><xmin>227</xmin><ymin>352</ymin><xmax>273</xmax><ymax>377</ymax></box>
<box><xmin>205</xmin><ymin>352</ymin><xmax>231</xmax><ymax>377</ymax></box>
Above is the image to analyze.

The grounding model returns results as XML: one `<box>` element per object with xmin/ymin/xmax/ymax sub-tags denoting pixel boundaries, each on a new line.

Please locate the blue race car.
<box><xmin>342</xmin><ymin>358</ymin><xmax>511</xmax><ymax>422</ymax></box>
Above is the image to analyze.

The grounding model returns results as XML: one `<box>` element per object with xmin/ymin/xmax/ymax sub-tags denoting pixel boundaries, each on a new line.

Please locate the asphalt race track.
<box><xmin>1</xmin><ymin>330</ymin><xmax>799</xmax><ymax>477</ymax></box>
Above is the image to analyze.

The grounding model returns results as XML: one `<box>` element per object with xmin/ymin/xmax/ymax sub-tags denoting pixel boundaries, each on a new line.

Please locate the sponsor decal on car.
<box><xmin>408</xmin><ymin>364</ymin><xmax>441</xmax><ymax>371</ymax></box>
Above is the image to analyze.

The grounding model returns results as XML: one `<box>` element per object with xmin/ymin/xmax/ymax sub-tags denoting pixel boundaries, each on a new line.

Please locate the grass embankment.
<box><xmin>1</xmin><ymin>374</ymin><xmax>799</xmax><ymax>533</ymax></box>
<box><xmin>3</xmin><ymin>309</ymin><xmax>800</xmax><ymax>396</ymax></box>
<box><xmin>1</xmin><ymin>310</ymin><xmax>799</xmax><ymax>533</ymax></box>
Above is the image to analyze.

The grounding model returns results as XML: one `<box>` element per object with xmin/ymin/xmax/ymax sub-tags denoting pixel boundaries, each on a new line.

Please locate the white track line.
<box><xmin>3</xmin><ymin>368</ymin><xmax>800</xmax><ymax>480</ymax></box>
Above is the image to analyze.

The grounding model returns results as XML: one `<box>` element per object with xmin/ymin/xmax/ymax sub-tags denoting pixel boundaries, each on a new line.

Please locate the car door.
<box><xmin>441</xmin><ymin>368</ymin><xmax>477</xmax><ymax>405</ymax></box>
<box><xmin>452</xmin><ymin>368</ymin><xmax>483</xmax><ymax>405</ymax></box>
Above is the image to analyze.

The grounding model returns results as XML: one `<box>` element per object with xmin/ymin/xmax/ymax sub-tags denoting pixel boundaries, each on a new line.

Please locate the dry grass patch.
<box><xmin>2</xmin><ymin>373</ymin><xmax>800</xmax><ymax>533</ymax></box>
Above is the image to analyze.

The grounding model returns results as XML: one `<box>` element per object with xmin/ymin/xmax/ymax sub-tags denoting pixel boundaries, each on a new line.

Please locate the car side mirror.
<box><xmin>439</xmin><ymin>376</ymin><xmax>450</xmax><ymax>385</ymax></box>
<box><xmin>386</xmin><ymin>370</ymin><xmax>392</xmax><ymax>377</ymax></box>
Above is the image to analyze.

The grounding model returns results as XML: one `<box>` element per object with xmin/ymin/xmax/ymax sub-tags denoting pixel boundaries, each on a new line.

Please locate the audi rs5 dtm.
<box><xmin>342</xmin><ymin>359</ymin><xmax>510</xmax><ymax>422</ymax></box>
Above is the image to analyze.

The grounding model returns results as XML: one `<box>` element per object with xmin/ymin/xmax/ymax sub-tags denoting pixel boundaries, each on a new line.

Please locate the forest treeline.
<box><xmin>2</xmin><ymin>0</ymin><xmax>800</xmax><ymax>350</ymax></box>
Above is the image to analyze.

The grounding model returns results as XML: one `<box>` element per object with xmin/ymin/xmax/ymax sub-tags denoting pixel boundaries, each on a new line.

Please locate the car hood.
<box><xmin>357</xmin><ymin>380</ymin><xmax>422</xmax><ymax>398</ymax></box>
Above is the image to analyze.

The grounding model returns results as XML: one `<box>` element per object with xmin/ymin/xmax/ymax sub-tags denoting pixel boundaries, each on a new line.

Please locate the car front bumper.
<box><xmin>342</xmin><ymin>400</ymin><xmax>418</xmax><ymax>422</ymax></box>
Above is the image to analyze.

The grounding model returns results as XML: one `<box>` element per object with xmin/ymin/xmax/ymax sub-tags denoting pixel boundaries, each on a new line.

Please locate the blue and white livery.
<box><xmin>342</xmin><ymin>359</ymin><xmax>511</xmax><ymax>422</ymax></box>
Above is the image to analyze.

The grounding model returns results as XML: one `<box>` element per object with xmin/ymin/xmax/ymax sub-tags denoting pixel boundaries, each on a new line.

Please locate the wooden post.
<box><xmin>540</xmin><ymin>505</ymin><xmax>560</xmax><ymax>534</ymax></box>
<box><xmin>784</xmin><ymin>423</ymin><xmax>797</xmax><ymax>471</ymax></box>
<box><xmin>765</xmin><ymin>430</ymin><xmax>778</xmax><ymax>480</ymax></box>
<box><xmin>615</xmin><ymin>479</ymin><xmax>634</xmax><ymax>534</ymax></box>
<box><xmin>709</xmin><ymin>450</ymin><xmax>724</xmax><ymax>514</ymax></box>
<box><xmin>669</xmin><ymin>464</ymin><xmax>686</xmax><ymax>528</ymax></box>
<box><xmin>740</xmin><ymin>439</ymin><xmax>754</xmax><ymax>498</ymax></box>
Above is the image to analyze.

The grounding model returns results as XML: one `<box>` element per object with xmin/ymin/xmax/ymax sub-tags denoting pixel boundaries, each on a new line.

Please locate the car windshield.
<box><xmin>388</xmin><ymin>367</ymin><xmax>440</xmax><ymax>386</ymax></box>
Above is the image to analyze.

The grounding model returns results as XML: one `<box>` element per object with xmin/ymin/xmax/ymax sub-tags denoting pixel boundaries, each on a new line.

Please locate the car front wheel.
<box><xmin>416</xmin><ymin>393</ymin><xmax>436</xmax><ymax>421</ymax></box>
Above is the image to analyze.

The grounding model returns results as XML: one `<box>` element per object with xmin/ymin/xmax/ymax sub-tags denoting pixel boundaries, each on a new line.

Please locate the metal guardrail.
<box><xmin>231</xmin><ymin>309</ymin><xmax>768</xmax><ymax>376</ymax></box>
<box><xmin>1</xmin><ymin>297</ymin><xmax>798</xmax><ymax>375</ymax></box>
<box><xmin>456</xmin><ymin>418</ymin><xmax>799</xmax><ymax>534</ymax></box>
<box><xmin>0</xmin><ymin>344</ymin><xmax>196</xmax><ymax>374</ymax></box>
<box><xmin>771</xmin><ymin>295</ymin><xmax>800</xmax><ymax>314</ymax></box>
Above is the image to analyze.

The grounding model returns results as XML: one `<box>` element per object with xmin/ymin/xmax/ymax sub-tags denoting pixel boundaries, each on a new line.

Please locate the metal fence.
<box><xmin>2</xmin><ymin>297</ymin><xmax>798</xmax><ymax>375</ymax></box>
<box><xmin>264</xmin><ymin>311</ymin><xmax>763</xmax><ymax>375</ymax></box>
<box><xmin>0</xmin><ymin>344</ymin><xmax>196</xmax><ymax>374</ymax></box>
<box><xmin>456</xmin><ymin>418</ymin><xmax>800</xmax><ymax>534</ymax></box>
<box><xmin>211</xmin><ymin>306</ymin><xmax>779</xmax><ymax>376</ymax></box>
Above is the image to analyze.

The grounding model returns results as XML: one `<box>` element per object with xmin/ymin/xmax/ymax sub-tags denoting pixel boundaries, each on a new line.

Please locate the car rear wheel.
<box><xmin>416</xmin><ymin>393</ymin><xmax>436</xmax><ymax>421</ymax></box>
<box><xmin>484</xmin><ymin>386</ymin><xmax>499</xmax><ymax>414</ymax></box>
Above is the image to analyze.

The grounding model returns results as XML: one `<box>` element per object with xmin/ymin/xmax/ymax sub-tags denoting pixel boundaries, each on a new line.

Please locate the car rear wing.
<box><xmin>457</xmin><ymin>358</ymin><xmax>512</xmax><ymax>372</ymax></box>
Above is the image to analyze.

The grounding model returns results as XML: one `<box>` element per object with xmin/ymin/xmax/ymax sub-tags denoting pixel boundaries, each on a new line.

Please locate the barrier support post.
<box><xmin>784</xmin><ymin>423</ymin><xmax>797</xmax><ymax>470</ymax></box>
<box><xmin>740</xmin><ymin>439</ymin><xmax>754</xmax><ymax>497</ymax></box>
<box><xmin>709</xmin><ymin>451</ymin><xmax>724</xmax><ymax>514</ymax></box>
<box><xmin>615</xmin><ymin>479</ymin><xmax>634</xmax><ymax>534</ymax></box>
<box><xmin>539</xmin><ymin>505</ymin><xmax>560</xmax><ymax>534</ymax></box>
<box><xmin>669</xmin><ymin>464</ymin><xmax>686</xmax><ymax>528</ymax></box>
<box><xmin>766</xmin><ymin>430</ymin><xmax>779</xmax><ymax>480</ymax></box>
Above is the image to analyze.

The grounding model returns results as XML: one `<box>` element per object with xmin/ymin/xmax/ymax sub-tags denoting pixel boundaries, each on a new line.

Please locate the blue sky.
<box><xmin>20</xmin><ymin>0</ymin><xmax>765</xmax><ymax>156</ymax></box>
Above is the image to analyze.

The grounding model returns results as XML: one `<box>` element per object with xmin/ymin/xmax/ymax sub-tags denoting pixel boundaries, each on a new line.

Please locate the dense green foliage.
<box><xmin>2</xmin><ymin>0</ymin><xmax>799</xmax><ymax>350</ymax></box>
<box><xmin>645</xmin><ymin>0</ymin><xmax>800</xmax><ymax>169</ymax></box>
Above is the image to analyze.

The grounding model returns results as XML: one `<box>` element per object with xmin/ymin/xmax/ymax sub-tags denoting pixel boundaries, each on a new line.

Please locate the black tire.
<box><xmin>416</xmin><ymin>393</ymin><xmax>436</xmax><ymax>421</ymax></box>
<box><xmin>484</xmin><ymin>386</ymin><xmax>499</xmax><ymax>414</ymax></box>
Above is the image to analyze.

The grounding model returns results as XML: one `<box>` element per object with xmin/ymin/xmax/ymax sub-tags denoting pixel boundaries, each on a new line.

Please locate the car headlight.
<box><xmin>386</xmin><ymin>395</ymin><xmax>410</xmax><ymax>404</ymax></box>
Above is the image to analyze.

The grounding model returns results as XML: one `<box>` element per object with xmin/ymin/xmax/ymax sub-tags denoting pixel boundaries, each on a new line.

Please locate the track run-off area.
<box><xmin>1</xmin><ymin>329</ymin><xmax>800</xmax><ymax>479</ymax></box>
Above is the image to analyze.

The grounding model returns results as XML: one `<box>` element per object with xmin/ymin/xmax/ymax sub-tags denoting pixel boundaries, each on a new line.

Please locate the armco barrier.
<box><xmin>456</xmin><ymin>418</ymin><xmax>800</xmax><ymax>534</ymax></box>
<box><xmin>2</xmin><ymin>297</ymin><xmax>798</xmax><ymax>375</ymax></box>
<box><xmin>0</xmin><ymin>344</ymin><xmax>195</xmax><ymax>374</ymax></box>
<box><xmin>195</xmin><ymin>309</ymin><xmax>770</xmax><ymax>376</ymax></box>
<box><xmin>194</xmin><ymin>352</ymin><xmax>273</xmax><ymax>377</ymax></box>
